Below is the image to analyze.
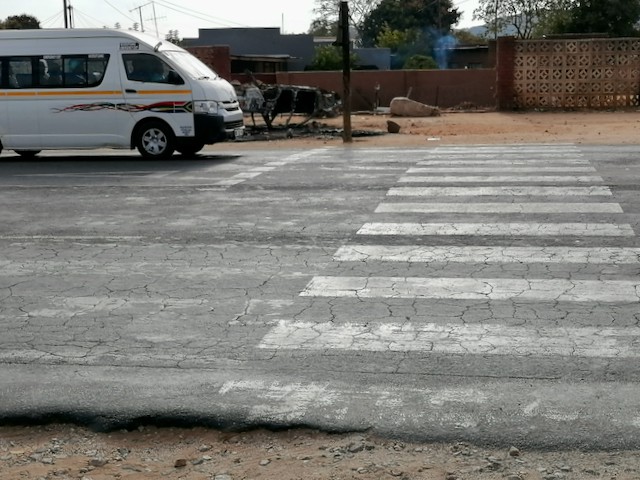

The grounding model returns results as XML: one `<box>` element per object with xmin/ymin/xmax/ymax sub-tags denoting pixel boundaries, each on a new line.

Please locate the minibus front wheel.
<box><xmin>135</xmin><ymin>120</ymin><xmax>175</xmax><ymax>159</ymax></box>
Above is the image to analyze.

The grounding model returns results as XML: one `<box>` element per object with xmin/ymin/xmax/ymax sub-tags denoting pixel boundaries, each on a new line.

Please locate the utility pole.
<box><xmin>131</xmin><ymin>2</ymin><xmax>162</xmax><ymax>36</ymax></box>
<box><xmin>333</xmin><ymin>1</ymin><xmax>352</xmax><ymax>143</ymax></box>
<box><xmin>63</xmin><ymin>0</ymin><xmax>69</xmax><ymax>28</ymax></box>
<box><xmin>151</xmin><ymin>1</ymin><xmax>159</xmax><ymax>37</ymax></box>
<box><xmin>130</xmin><ymin>5</ymin><xmax>145</xmax><ymax>32</ymax></box>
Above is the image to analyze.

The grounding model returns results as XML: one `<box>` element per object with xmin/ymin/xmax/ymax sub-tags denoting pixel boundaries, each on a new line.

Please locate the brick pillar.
<box><xmin>495</xmin><ymin>36</ymin><xmax>516</xmax><ymax>110</ymax></box>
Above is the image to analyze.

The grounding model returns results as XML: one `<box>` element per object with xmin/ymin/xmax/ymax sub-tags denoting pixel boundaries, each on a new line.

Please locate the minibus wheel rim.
<box><xmin>137</xmin><ymin>122</ymin><xmax>175</xmax><ymax>159</ymax></box>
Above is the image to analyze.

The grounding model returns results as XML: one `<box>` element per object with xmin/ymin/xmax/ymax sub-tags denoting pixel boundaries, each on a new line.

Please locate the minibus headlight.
<box><xmin>193</xmin><ymin>101</ymin><xmax>220</xmax><ymax>114</ymax></box>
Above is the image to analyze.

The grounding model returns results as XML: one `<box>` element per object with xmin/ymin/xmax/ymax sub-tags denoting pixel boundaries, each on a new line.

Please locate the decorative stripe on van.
<box><xmin>53</xmin><ymin>101</ymin><xmax>194</xmax><ymax>114</ymax></box>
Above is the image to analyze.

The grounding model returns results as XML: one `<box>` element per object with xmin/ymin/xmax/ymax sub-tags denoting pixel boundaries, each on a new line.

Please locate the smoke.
<box><xmin>433</xmin><ymin>34</ymin><xmax>458</xmax><ymax>69</ymax></box>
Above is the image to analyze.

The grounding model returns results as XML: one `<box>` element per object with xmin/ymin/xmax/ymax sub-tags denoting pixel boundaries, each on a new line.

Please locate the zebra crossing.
<box><xmin>258</xmin><ymin>144</ymin><xmax>640</xmax><ymax>358</ymax></box>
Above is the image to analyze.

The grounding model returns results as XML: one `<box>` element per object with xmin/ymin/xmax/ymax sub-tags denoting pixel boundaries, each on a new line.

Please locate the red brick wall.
<box><xmin>186</xmin><ymin>46</ymin><xmax>232</xmax><ymax>80</ymax></box>
<box><xmin>273</xmin><ymin>69</ymin><xmax>496</xmax><ymax>110</ymax></box>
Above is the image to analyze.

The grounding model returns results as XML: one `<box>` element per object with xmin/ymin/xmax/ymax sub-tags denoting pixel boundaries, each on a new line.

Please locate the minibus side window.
<box><xmin>61</xmin><ymin>54</ymin><xmax>110</xmax><ymax>88</ymax></box>
<box><xmin>42</xmin><ymin>57</ymin><xmax>63</xmax><ymax>87</ymax></box>
<box><xmin>123</xmin><ymin>53</ymin><xmax>178</xmax><ymax>84</ymax></box>
<box><xmin>9</xmin><ymin>58</ymin><xmax>33</xmax><ymax>88</ymax></box>
<box><xmin>64</xmin><ymin>57</ymin><xmax>88</xmax><ymax>86</ymax></box>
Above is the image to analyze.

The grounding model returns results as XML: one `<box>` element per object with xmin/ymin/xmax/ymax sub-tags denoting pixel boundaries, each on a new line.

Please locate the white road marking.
<box><xmin>300</xmin><ymin>276</ymin><xmax>640</xmax><ymax>302</ymax></box>
<box><xmin>333</xmin><ymin>245</ymin><xmax>640</xmax><ymax>264</ymax></box>
<box><xmin>357</xmin><ymin>222</ymin><xmax>635</xmax><ymax>237</ymax></box>
<box><xmin>375</xmin><ymin>202</ymin><xmax>623</xmax><ymax>214</ymax></box>
<box><xmin>388</xmin><ymin>186</ymin><xmax>613</xmax><ymax>196</ymax></box>
<box><xmin>416</xmin><ymin>158</ymin><xmax>588</xmax><ymax>165</ymax></box>
<box><xmin>407</xmin><ymin>166</ymin><xmax>597</xmax><ymax>173</ymax></box>
<box><xmin>398</xmin><ymin>175</ymin><xmax>603</xmax><ymax>183</ymax></box>
<box><xmin>258</xmin><ymin>320</ymin><xmax>640</xmax><ymax>357</ymax></box>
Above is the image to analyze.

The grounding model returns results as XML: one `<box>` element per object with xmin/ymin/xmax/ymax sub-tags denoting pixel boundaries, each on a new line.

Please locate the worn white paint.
<box><xmin>259</xmin><ymin>320</ymin><xmax>640</xmax><ymax>357</ymax></box>
<box><xmin>300</xmin><ymin>276</ymin><xmax>640</xmax><ymax>302</ymax></box>
<box><xmin>407</xmin><ymin>166</ymin><xmax>597</xmax><ymax>173</ymax></box>
<box><xmin>357</xmin><ymin>222</ymin><xmax>635</xmax><ymax>237</ymax></box>
<box><xmin>374</xmin><ymin>202</ymin><xmax>623</xmax><ymax>214</ymax></box>
<box><xmin>333</xmin><ymin>245</ymin><xmax>640</xmax><ymax>264</ymax></box>
<box><xmin>388</xmin><ymin>186</ymin><xmax>613</xmax><ymax>196</ymax></box>
<box><xmin>398</xmin><ymin>175</ymin><xmax>603</xmax><ymax>183</ymax></box>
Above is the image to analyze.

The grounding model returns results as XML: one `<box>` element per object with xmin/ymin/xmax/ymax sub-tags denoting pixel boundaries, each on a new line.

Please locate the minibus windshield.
<box><xmin>163</xmin><ymin>51</ymin><xmax>219</xmax><ymax>80</ymax></box>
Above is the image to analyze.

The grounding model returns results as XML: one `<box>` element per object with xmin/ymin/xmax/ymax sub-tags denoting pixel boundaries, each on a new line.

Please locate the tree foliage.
<box><xmin>306</xmin><ymin>45</ymin><xmax>358</xmax><ymax>71</ymax></box>
<box><xmin>165</xmin><ymin>30</ymin><xmax>185</xmax><ymax>46</ymax></box>
<box><xmin>311</xmin><ymin>0</ymin><xmax>382</xmax><ymax>43</ymax></box>
<box><xmin>473</xmin><ymin>0</ymin><xmax>552</xmax><ymax>38</ymax></box>
<box><xmin>376</xmin><ymin>25</ymin><xmax>420</xmax><ymax>52</ymax></box>
<box><xmin>308</xmin><ymin>17</ymin><xmax>338</xmax><ymax>36</ymax></box>
<box><xmin>403</xmin><ymin>54</ymin><xmax>438</xmax><ymax>69</ymax></box>
<box><xmin>546</xmin><ymin>0</ymin><xmax>640</xmax><ymax>37</ymax></box>
<box><xmin>474</xmin><ymin>0</ymin><xmax>640</xmax><ymax>39</ymax></box>
<box><xmin>453</xmin><ymin>29</ymin><xmax>488</xmax><ymax>45</ymax></box>
<box><xmin>1</xmin><ymin>14</ymin><xmax>40</xmax><ymax>29</ymax></box>
<box><xmin>361</xmin><ymin>0</ymin><xmax>461</xmax><ymax>48</ymax></box>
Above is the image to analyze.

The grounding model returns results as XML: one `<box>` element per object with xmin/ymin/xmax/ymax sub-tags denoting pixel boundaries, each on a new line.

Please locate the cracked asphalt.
<box><xmin>1</xmin><ymin>144</ymin><xmax>640</xmax><ymax>450</ymax></box>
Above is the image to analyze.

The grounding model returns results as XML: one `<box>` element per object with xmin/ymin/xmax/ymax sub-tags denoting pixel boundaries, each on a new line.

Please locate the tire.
<box><xmin>135</xmin><ymin>121</ymin><xmax>175</xmax><ymax>159</ymax></box>
<box><xmin>176</xmin><ymin>141</ymin><xmax>205</xmax><ymax>157</ymax></box>
<box><xmin>15</xmin><ymin>150</ymin><xmax>41</xmax><ymax>158</ymax></box>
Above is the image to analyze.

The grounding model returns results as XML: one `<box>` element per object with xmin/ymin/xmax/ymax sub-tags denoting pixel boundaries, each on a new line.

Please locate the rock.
<box><xmin>259</xmin><ymin>459</ymin><xmax>271</xmax><ymax>466</ymax></box>
<box><xmin>214</xmin><ymin>475</ymin><xmax>233</xmax><ymax>480</ymax></box>
<box><xmin>509</xmin><ymin>446</ymin><xmax>521</xmax><ymax>457</ymax></box>
<box><xmin>386</xmin><ymin>120</ymin><xmax>401</xmax><ymax>134</ymax></box>
<box><xmin>389</xmin><ymin>97</ymin><xmax>440</xmax><ymax>117</ymax></box>
<box><xmin>89</xmin><ymin>457</ymin><xmax>107</xmax><ymax>467</ymax></box>
<box><xmin>174</xmin><ymin>458</ymin><xmax>187</xmax><ymax>468</ymax></box>
<box><xmin>347</xmin><ymin>442</ymin><xmax>365</xmax><ymax>453</ymax></box>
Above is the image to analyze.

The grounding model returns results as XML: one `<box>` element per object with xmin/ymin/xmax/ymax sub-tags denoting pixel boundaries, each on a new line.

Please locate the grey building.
<box><xmin>184</xmin><ymin>28</ymin><xmax>315</xmax><ymax>72</ymax></box>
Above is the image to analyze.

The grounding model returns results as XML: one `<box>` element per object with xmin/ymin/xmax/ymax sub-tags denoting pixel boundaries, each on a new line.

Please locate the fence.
<box><xmin>498</xmin><ymin>36</ymin><xmax>640</xmax><ymax>109</ymax></box>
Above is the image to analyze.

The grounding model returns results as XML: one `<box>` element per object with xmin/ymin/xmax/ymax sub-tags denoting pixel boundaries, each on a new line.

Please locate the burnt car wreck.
<box><xmin>234</xmin><ymin>79</ymin><xmax>341</xmax><ymax>129</ymax></box>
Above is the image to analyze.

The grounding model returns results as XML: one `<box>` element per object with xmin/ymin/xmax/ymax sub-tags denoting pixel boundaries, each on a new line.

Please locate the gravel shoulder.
<box><xmin>2</xmin><ymin>424</ymin><xmax>639</xmax><ymax>480</ymax></box>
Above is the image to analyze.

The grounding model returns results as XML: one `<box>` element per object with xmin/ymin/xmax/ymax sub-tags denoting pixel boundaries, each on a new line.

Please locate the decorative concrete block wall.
<box><xmin>498</xmin><ymin>36</ymin><xmax>640</xmax><ymax>109</ymax></box>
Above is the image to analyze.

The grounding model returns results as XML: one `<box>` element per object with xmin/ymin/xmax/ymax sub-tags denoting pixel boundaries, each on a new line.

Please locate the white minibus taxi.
<box><xmin>0</xmin><ymin>29</ymin><xmax>244</xmax><ymax>158</ymax></box>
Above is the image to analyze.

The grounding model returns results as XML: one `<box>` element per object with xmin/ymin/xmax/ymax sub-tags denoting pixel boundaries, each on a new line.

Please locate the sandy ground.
<box><xmin>224</xmin><ymin>109</ymin><xmax>640</xmax><ymax>149</ymax></box>
<box><xmin>4</xmin><ymin>110</ymin><xmax>640</xmax><ymax>480</ymax></box>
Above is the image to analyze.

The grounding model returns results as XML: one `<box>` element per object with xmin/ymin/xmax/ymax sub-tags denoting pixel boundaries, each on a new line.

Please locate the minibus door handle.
<box><xmin>125</xmin><ymin>89</ymin><xmax>137</xmax><ymax>93</ymax></box>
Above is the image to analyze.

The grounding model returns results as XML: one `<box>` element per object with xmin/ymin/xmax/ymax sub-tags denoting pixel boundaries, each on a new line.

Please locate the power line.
<box><xmin>100</xmin><ymin>0</ymin><xmax>136</xmax><ymax>23</ymax></box>
<box><xmin>153</xmin><ymin>0</ymin><xmax>252</xmax><ymax>28</ymax></box>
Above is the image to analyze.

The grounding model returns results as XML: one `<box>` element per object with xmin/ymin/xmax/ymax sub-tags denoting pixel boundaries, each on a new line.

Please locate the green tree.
<box><xmin>376</xmin><ymin>25</ymin><xmax>420</xmax><ymax>52</ymax></box>
<box><xmin>532</xmin><ymin>0</ymin><xmax>574</xmax><ymax>36</ymax></box>
<box><xmin>311</xmin><ymin>0</ymin><xmax>381</xmax><ymax>43</ymax></box>
<box><xmin>474</xmin><ymin>0</ymin><xmax>552</xmax><ymax>39</ymax></box>
<box><xmin>453</xmin><ymin>29</ymin><xmax>488</xmax><ymax>45</ymax></box>
<box><xmin>306</xmin><ymin>45</ymin><xmax>358</xmax><ymax>70</ymax></box>
<box><xmin>360</xmin><ymin>0</ymin><xmax>461</xmax><ymax>48</ymax></box>
<box><xmin>552</xmin><ymin>0</ymin><xmax>640</xmax><ymax>36</ymax></box>
<box><xmin>403</xmin><ymin>54</ymin><xmax>438</xmax><ymax>69</ymax></box>
<box><xmin>308</xmin><ymin>17</ymin><xmax>338</xmax><ymax>36</ymax></box>
<box><xmin>0</xmin><ymin>14</ymin><xmax>40</xmax><ymax>29</ymax></box>
<box><xmin>165</xmin><ymin>30</ymin><xmax>185</xmax><ymax>46</ymax></box>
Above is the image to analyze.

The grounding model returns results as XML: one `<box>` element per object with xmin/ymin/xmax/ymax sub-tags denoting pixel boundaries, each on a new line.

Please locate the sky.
<box><xmin>0</xmin><ymin>0</ymin><xmax>482</xmax><ymax>39</ymax></box>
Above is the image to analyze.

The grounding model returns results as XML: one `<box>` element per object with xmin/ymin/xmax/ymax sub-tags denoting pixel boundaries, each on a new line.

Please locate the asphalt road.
<box><xmin>1</xmin><ymin>144</ymin><xmax>639</xmax><ymax>449</ymax></box>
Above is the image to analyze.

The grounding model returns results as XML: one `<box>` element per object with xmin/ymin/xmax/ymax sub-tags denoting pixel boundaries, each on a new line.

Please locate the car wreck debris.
<box><xmin>234</xmin><ymin>78</ymin><xmax>341</xmax><ymax>129</ymax></box>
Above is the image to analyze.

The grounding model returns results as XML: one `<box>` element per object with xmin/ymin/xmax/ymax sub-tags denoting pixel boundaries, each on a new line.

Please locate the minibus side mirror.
<box><xmin>167</xmin><ymin>70</ymin><xmax>184</xmax><ymax>85</ymax></box>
